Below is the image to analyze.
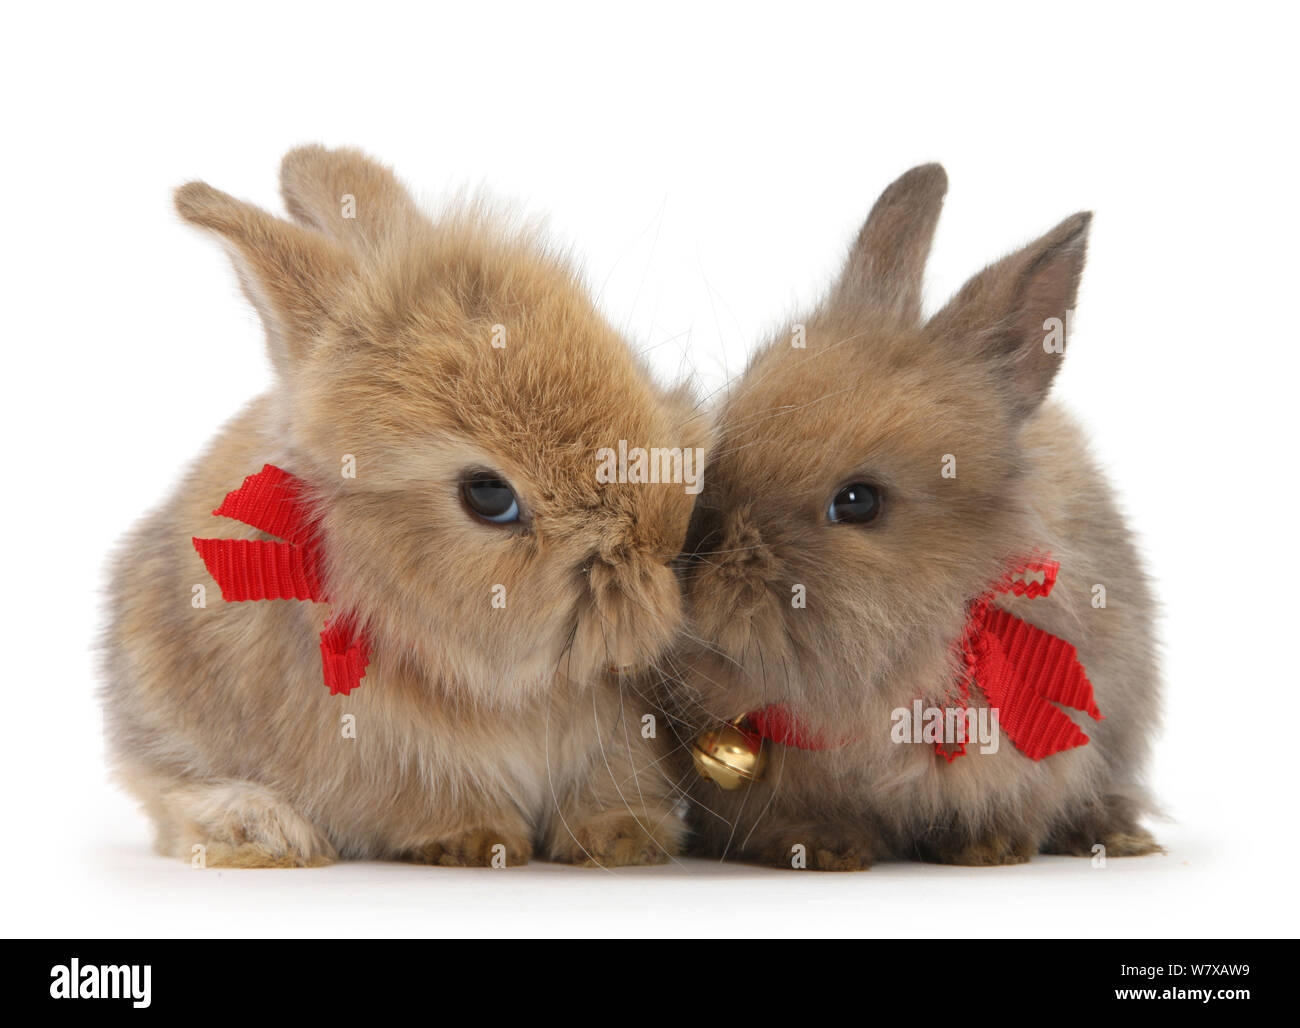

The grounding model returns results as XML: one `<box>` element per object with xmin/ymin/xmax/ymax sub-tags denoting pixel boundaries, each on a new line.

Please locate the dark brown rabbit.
<box><xmin>667</xmin><ymin>164</ymin><xmax>1161</xmax><ymax>869</ymax></box>
<box><xmin>102</xmin><ymin>146</ymin><xmax>706</xmax><ymax>868</ymax></box>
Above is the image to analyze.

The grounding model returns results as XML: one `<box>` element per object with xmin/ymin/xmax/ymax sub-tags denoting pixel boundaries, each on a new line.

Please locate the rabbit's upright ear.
<box><xmin>833</xmin><ymin>163</ymin><xmax>948</xmax><ymax>325</ymax></box>
<box><xmin>175</xmin><ymin>182</ymin><xmax>355</xmax><ymax>374</ymax></box>
<box><xmin>925</xmin><ymin>212</ymin><xmax>1091</xmax><ymax>418</ymax></box>
<box><xmin>279</xmin><ymin>145</ymin><xmax>425</xmax><ymax>254</ymax></box>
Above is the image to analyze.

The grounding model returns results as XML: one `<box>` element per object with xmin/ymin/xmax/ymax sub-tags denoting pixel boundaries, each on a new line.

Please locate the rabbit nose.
<box><xmin>689</xmin><ymin>505</ymin><xmax>770</xmax><ymax>574</ymax></box>
<box><xmin>573</xmin><ymin>552</ymin><xmax>683</xmax><ymax>676</ymax></box>
<box><xmin>683</xmin><ymin>504</ymin><xmax>723</xmax><ymax>560</ymax></box>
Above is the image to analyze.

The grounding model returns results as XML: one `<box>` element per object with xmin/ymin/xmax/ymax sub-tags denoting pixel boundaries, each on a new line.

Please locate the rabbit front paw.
<box><xmin>402</xmin><ymin>827</ymin><xmax>533</xmax><ymax>868</ymax></box>
<box><xmin>915</xmin><ymin>829</ymin><xmax>1035</xmax><ymax>866</ymax></box>
<box><xmin>552</xmin><ymin>811</ymin><xmax>682</xmax><ymax>867</ymax></box>
<box><xmin>742</xmin><ymin>825</ymin><xmax>877</xmax><ymax>871</ymax></box>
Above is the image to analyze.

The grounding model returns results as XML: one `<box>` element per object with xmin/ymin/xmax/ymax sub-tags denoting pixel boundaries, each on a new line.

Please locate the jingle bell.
<box><xmin>691</xmin><ymin>721</ymin><xmax>766</xmax><ymax>789</ymax></box>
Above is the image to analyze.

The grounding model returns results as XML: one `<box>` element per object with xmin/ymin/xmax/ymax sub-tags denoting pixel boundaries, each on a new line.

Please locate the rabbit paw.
<box><xmin>916</xmin><ymin>830</ymin><xmax>1035</xmax><ymax>866</ymax></box>
<box><xmin>403</xmin><ymin>827</ymin><xmax>533</xmax><ymax>868</ymax></box>
<box><xmin>745</xmin><ymin>825</ymin><xmax>876</xmax><ymax>871</ymax></box>
<box><xmin>1041</xmin><ymin>796</ymin><xmax>1164</xmax><ymax>858</ymax></box>
<box><xmin>553</xmin><ymin>812</ymin><xmax>680</xmax><ymax>867</ymax></box>
<box><xmin>1090</xmin><ymin>829</ymin><xmax>1163</xmax><ymax>857</ymax></box>
<box><xmin>202</xmin><ymin>842</ymin><xmax>334</xmax><ymax>868</ymax></box>
<box><xmin>163</xmin><ymin>779</ymin><xmax>337</xmax><ymax>868</ymax></box>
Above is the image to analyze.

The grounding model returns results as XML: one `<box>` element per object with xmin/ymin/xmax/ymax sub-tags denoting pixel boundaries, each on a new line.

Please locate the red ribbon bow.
<box><xmin>192</xmin><ymin>465</ymin><xmax>371</xmax><ymax>696</ymax></box>
<box><xmin>742</xmin><ymin>558</ymin><xmax>1102</xmax><ymax>762</ymax></box>
<box><xmin>942</xmin><ymin>558</ymin><xmax>1101</xmax><ymax>761</ymax></box>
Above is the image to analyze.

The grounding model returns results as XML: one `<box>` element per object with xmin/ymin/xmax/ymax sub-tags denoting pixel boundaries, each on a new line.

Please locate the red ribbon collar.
<box><xmin>739</xmin><ymin>558</ymin><xmax>1102</xmax><ymax>762</ymax></box>
<box><xmin>192</xmin><ymin>465</ymin><xmax>371</xmax><ymax>696</ymax></box>
<box><xmin>740</xmin><ymin>704</ymin><xmax>838</xmax><ymax>751</ymax></box>
<box><xmin>191</xmin><ymin>472</ymin><xmax>1102</xmax><ymax>758</ymax></box>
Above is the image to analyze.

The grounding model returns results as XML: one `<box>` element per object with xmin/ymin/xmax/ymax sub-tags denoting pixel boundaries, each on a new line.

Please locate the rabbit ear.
<box><xmin>834</xmin><ymin>163</ymin><xmax>948</xmax><ymax>325</ymax></box>
<box><xmin>279</xmin><ymin>144</ymin><xmax>425</xmax><ymax>254</ymax></box>
<box><xmin>926</xmin><ymin>212</ymin><xmax>1091</xmax><ymax>417</ymax></box>
<box><xmin>175</xmin><ymin>181</ymin><xmax>354</xmax><ymax>373</ymax></box>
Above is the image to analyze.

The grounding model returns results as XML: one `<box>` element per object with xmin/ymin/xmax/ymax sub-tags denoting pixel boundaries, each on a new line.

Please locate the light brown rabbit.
<box><xmin>102</xmin><ymin>145</ymin><xmax>706</xmax><ymax>868</ymax></box>
<box><xmin>668</xmin><ymin>164</ymin><xmax>1161</xmax><ymax>869</ymax></box>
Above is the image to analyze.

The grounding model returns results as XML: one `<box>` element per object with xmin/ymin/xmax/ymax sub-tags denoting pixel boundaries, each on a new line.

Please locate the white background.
<box><xmin>3</xmin><ymin>1</ymin><xmax>1296</xmax><ymax>937</ymax></box>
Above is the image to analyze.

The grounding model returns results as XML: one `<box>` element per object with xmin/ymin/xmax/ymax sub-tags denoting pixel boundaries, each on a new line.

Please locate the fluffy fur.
<box><xmin>666</xmin><ymin>165</ymin><xmax>1162</xmax><ymax>870</ymax></box>
<box><xmin>102</xmin><ymin>146</ymin><xmax>706</xmax><ymax>868</ymax></box>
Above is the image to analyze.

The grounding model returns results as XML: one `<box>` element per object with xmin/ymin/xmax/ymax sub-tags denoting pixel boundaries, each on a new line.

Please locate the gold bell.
<box><xmin>692</xmin><ymin>721</ymin><xmax>766</xmax><ymax>789</ymax></box>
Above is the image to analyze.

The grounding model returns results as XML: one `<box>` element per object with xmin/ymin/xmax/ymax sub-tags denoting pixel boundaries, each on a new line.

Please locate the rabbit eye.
<box><xmin>828</xmin><ymin>482</ymin><xmax>882</xmax><ymax>525</ymax></box>
<box><xmin>460</xmin><ymin>472</ymin><xmax>521</xmax><ymax>525</ymax></box>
